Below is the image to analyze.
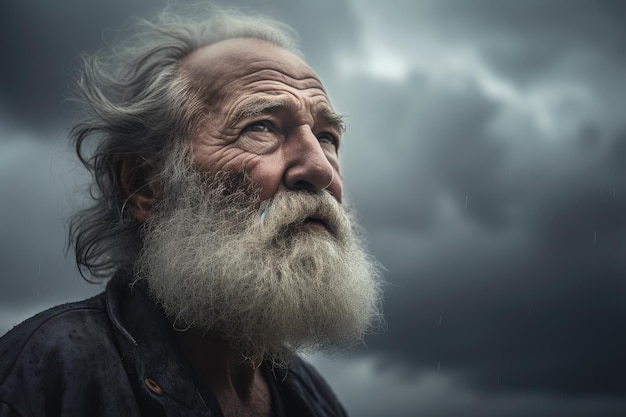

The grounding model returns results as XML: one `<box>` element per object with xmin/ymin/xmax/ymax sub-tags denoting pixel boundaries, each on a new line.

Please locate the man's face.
<box><xmin>179</xmin><ymin>38</ymin><xmax>344</xmax><ymax>206</ymax></box>
<box><xmin>135</xmin><ymin>39</ymin><xmax>381</xmax><ymax>362</ymax></box>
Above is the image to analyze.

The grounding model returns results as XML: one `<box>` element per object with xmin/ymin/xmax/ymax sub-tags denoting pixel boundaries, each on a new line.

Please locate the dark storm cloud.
<box><xmin>0</xmin><ymin>129</ymin><xmax>102</xmax><ymax>310</ymax></box>
<box><xmin>439</xmin><ymin>0</ymin><xmax>626</xmax><ymax>85</ymax></box>
<box><xmin>353</xmin><ymin>0</ymin><xmax>626</xmax><ymax>84</ymax></box>
<box><xmin>351</xmin><ymin>95</ymin><xmax>626</xmax><ymax>398</ymax></box>
<box><xmin>333</xmin><ymin>0</ymin><xmax>626</xmax><ymax>402</ymax></box>
<box><xmin>0</xmin><ymin>0</ymin><xmax>166</xmax><ymax>129</ymax></box>
<box><xmin>363</xmin><ymin>109</ymin><xmax>626</xmax><ymax>394</ymax></box>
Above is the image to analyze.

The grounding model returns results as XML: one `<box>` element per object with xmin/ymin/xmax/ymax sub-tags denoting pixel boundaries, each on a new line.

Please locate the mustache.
<box><xmin>155</xmin><ymin>167</ymin><xmax>349</xmax><ymax>244</ymax></box>
<box><xmin>258</xmin><ymin>190</ymin><xmax>348</xmax><ymax>242</ymax></box>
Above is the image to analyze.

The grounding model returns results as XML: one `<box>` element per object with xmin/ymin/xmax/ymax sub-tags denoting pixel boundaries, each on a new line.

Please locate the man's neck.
<box><xmin>175</xmin><ymin>329</ymin><xmax>272</xmax><ymax>417</ymax></box>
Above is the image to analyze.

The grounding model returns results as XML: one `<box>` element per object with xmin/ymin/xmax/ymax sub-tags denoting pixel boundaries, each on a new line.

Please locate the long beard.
<box><xmin>135</xmin><ymin>166</ymin><xmax>383</xmax><ymax>364</ymax></box>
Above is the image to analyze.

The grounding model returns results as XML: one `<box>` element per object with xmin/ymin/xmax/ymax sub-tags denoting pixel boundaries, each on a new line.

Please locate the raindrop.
<box><xmin>438</xmin><ymin>308</ymin><xmax>444</xmax><ymax>326</ymax></box>
<box><xmin>437</xmin><ymin>361</ymin><xmax>441</xmax><ymax>372</ymax></box>
<box><xmin>593</xmin><ymin>229</ymin><xmax>597</xmax><ymax>245</ymax></box>
<box><xmin>465</xmin><ymin>194</ymin><xmax>469</xmax><ymax>209</ymax></box>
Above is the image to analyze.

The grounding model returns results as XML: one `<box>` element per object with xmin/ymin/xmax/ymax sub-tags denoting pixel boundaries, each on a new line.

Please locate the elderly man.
<box><xmin>0</xmin><ymin>8</ymin><xmax>382</xmax><ymax>417</ymax></box>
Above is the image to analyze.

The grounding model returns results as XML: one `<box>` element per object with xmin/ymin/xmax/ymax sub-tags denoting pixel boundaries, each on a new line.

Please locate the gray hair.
<box><xmin>69</xmin><ymin>6</ymin><xmax>300</xmax><ymax>280</ymax></box>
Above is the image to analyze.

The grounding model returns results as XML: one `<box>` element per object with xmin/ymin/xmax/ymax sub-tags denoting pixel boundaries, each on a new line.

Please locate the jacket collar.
<box><xmin>104</xmin><ymin>275</ymin><xmax>209</xmax><ymax>416</ymax></box>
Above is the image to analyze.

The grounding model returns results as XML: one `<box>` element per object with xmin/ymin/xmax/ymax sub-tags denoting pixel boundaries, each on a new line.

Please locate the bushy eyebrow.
<box><xmin>229</xmin><ymin>96</ymin><xmax>346</xmax><ymax>134</ymax></box>
<box><xmin>317</xmin><ymin>106</ymin><xmax>346</xmax><ymax>134</ymax></box>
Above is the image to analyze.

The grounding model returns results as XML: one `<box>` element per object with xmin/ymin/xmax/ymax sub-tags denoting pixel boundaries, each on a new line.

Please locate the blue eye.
<box><xmin>245</xmin><ymin>121</ymin><xmax>272</xmax><ymax>133</ymax></box>
<box><xmin>317</xmin><ymin>133</ymin><xmax>337</xmax><ymax>146</ymax></box>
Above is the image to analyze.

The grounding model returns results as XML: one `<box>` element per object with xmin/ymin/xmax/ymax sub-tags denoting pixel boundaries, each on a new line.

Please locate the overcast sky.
<box><xmin>2</xmin><ymin>1</ymin><xmax>626</xmax><ymax>416</ymax></box>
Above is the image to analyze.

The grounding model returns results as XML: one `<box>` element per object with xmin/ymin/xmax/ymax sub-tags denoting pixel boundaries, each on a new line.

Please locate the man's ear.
<box><xmin>120</xmin><ymin>158</ymin><xmax>159</xmax><ymax>223</ymax></box>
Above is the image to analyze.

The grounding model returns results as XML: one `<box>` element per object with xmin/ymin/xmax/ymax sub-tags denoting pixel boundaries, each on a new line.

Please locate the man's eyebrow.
<box><xmin>317</xmin><ymin>106</ymin><xmax>346</xmax><ymax>134</ymax></box>
<box><xmin>229</xmin><ymin>97</ymin><xmax>291</xmax><ymax>129</ymax></box>
<box><xmin>229</xmin><ymin>97</ymin><xmax>346</xmax><ymax>133</ymax></box>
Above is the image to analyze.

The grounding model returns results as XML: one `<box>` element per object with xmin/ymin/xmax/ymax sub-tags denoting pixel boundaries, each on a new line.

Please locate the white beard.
<box><xmin>135</xmin><ymin>165</ymin><xmax>383</xmax><ymax>364</ymax></box>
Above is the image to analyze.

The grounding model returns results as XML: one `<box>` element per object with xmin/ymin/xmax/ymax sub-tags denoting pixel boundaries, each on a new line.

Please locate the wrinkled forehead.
<box><xmin>179</xmin><ymin>38</ymin><xmax>328</xmax><ymax>104</ymax></box>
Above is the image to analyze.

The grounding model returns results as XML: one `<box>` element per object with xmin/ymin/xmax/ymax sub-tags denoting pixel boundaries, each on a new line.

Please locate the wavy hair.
<box><xmin>69</xmin><ymin>6</ymin><xmax>299</xmax><ymax>280</ymax></box>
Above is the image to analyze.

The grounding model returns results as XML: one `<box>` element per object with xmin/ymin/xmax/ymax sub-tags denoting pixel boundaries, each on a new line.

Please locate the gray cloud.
<box><xmin>0</xmin><ymin>126</ymin><xmax>102</xmax><ymax>310</ymax></box>
<box><xmin>314</xmin><ymin>1</ymin><xmax>626</xmax><ymax>404</ymax></box>
<box><xmin>0</xmin><ymin>0</ymin><xmax>165</xmax><ymax>129</ymax></box>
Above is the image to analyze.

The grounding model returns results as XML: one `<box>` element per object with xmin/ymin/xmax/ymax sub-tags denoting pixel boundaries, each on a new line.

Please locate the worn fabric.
<box><xmin>0</xmin><ymin>276</ymin><xmax>348</xmax><ymax>417</ymax></box>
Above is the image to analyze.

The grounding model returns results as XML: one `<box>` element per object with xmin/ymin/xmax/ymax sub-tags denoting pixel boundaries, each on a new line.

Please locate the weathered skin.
<box><xmin>180</xmin><ymin>38</ymin><xmax>344</xmax><ymax>203</ymax></box>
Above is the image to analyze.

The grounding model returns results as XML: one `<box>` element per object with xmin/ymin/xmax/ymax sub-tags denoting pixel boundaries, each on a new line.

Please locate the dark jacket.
<box><xmin>0</xmin><ymin>277</ymin><xmax>348</xmax><ymax>417</ymax></box>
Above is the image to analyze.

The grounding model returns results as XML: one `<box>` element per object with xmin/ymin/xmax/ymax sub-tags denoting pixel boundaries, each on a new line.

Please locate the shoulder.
<box><xmin>0</xmin><ymin>294</ymin><xmax>139</xmax><ymax>417</ymax></box>
<box><xmin>0</xmin><ymin>294</ymin><xmax>110</xmax><ymax>374</ymax></box>
<box><xmin>0</xmin><ymin>295</ymin><xmax>106</xmax><ymax>360</ymax></box>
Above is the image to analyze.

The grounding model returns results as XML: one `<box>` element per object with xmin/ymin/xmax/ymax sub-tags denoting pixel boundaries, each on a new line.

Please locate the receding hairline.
<box><xmin>179</xmin><ymin>36</ymin><xmax>309</xmax><ymax>75</ymax></box>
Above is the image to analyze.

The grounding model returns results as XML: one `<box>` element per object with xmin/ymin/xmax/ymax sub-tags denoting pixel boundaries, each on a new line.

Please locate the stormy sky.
<box><xmin>2</xmin><ymin>1</ymin><xmax>626</xmax><ymax>416</ymax></box>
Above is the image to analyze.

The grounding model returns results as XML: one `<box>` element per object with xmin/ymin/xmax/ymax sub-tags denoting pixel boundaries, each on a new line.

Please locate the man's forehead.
<box><xmin>180</xmin><ymin>38</ymin><xmax>324</xmax><ymax>91</ymax></box>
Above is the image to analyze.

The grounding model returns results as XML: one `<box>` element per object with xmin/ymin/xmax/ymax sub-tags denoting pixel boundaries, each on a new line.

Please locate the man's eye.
<box><xmin>244</xmin><ymin>121</ymin><xmax>273</xmax><ymax>133</ymax></box>
<box><xmin>317</xmin><ymin>133</ymin><xmax>337</xmax><ymax>147</ymax></box>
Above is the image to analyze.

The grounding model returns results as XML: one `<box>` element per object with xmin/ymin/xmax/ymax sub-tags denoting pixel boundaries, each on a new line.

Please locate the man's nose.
<box><xmin>283</xmin><ymin>126</ymin><xmax>336</xmax><ymax>194</ymax></box>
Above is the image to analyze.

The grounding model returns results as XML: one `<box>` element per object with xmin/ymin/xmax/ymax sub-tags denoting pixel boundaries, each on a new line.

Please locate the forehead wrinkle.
<box><xmin>240</xmin><ymin>96</ymin><xmax>291</xmax><ymax>118</ymax></box>
<box><xmin>239</xmin><ymin>67</ymin><xmax>326</xmax><ymax>92</ymax></box>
